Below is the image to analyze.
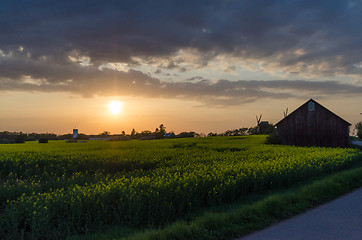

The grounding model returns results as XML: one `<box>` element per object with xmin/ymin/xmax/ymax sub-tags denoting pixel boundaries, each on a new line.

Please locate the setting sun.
<box><xmin>108</xmin><ymin>101</ymin><xmax>122</xmax><ymax>115</ymax></box>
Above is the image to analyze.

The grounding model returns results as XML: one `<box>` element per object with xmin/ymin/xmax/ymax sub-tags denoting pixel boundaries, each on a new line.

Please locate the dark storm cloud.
<box><xmin>1</xmin><ymin>0</ymin><xmax>361</xmax><ymax>68</ymax></box>
<box><xmin>0</xmin><ymin>0</ymin><xmax>361</xmax><ymax>105</ymax></box>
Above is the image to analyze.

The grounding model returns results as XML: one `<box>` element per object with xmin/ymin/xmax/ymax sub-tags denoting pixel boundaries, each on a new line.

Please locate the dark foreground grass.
<box><xmin>69</xmin><ymin>162</ymin><xmax>362</xmax><ymax>240</ymax></box>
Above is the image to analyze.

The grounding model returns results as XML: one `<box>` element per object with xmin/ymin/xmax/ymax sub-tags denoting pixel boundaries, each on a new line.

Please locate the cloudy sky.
<box><xmin>1</xmin><ymin>0</ymin><xmax>361</xmax><ymax>134</ymax></box>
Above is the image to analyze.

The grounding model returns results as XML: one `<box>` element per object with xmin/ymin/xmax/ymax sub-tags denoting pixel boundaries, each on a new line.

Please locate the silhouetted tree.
<box><xmin>38</xmin><ymin>138</ymin><xmax>49</xmax><ymax>143</ymax></box>
<box><xmin>247</xmin><ymin>126</ymin><xmax>259</xmax><ymax>135</ymax></box>
<box><xmin>159</xmin><ymin>124</ymin><xmax>166</xmax><ymax>135</ymax></box>
<box><xmin>130</xmin><ymin>129</ymin><xmax>137</xmax><ymax>139</ymax></box>
<box><xmin>177</xmin><ymin>132</ymin><xmax>197</xmax><ymax>138</ymax></box>
<box><xmin>99</xmin><ymin>131</ymin><xmax>110</xmax><ymax>136</ymax></box>
<box><xmin>141</xmin><ymin>130</ymin><xmax>152</xmax><ymax>137</ymax></box>
<box><xmin>154</xmin><ymin>124</ymin><xmax>166</xmax><ymax>139</ymax></box>
<box><xmin>15</xmin><ymin>133</ymin><xmax>27</xmax><ymax>143</ymax></box>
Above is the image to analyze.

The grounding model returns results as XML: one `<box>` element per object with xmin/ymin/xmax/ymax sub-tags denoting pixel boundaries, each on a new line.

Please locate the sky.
<box><xmin>1</xmin><ymin>0</ymin><xmax>361</xmax><ymax>135</ymax></box>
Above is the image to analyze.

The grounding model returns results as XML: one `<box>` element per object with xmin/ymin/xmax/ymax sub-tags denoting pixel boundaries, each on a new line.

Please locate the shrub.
<box><xmin>15</xmin><ymin>134</ymin><xmax>27</xmax><ymax>143</ymax></box>
<box><xmin>109</xmin><ymin>136</ymin><xmax>131</xmax><ymax>141</ymax></box>
<box><xmin>266</xmin><ymin>132</ymin><xmax>282</xmax><ymax>145</ymax></box>
<box><xmin>25</xmin><ymin>136</ymin><xmax>36</xmax><ymax>141</ymax></box>
<box><xmin>176</xmin><ymin>132</ymin><xmax>197</xmax><ymax>138</ymax></box>
<box><xmin>38</xmin><ymin>138</ymin><xmax>48</xmax><ymax>143</ymax></box>
<box><xmin>355</xmin><ymin>122</ymin><xmax>362</xmax><ymax>139</ymax></box>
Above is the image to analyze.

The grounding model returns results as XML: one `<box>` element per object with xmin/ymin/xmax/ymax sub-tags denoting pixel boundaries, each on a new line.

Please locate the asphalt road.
<box><xmin>236</xmin><ymin>187</ymin><xmax>362</xmax><ymax>240</ymax></box>
<box><xmin>351</xmin><ymin>140</ymin><xmax>362</xmax><ymax>146</ymax></box>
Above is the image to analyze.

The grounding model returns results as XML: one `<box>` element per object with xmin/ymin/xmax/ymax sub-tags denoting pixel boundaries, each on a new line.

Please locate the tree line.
<box><xmin>0</xmin><ymin>122</ymin><xmax>276</xmax><ymax>144</ymax></box>
<box><xmin>0</xmin><ymin>132</ymin><xmax>57</xmax><ymax>143</ymax></box>
<box><xmin>1</xmin><ymin>121</ymin><xmax>360</xmax><ymax>144</ymax></box>
<box><xmin>99</xmin><ymin>124</ymin><xmax>199</xmax><ymax>141</ymax></box>
<box><xmin>0</xmin><ymin>124</ymin><xmax>199</xmax><ymax>143</ymax></box>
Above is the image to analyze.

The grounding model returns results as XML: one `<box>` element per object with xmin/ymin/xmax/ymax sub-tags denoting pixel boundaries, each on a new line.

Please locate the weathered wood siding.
<box><xmin>276</xmin><ymin>100</ymin><xmax>350</xmax><ymax>148</ymax></box>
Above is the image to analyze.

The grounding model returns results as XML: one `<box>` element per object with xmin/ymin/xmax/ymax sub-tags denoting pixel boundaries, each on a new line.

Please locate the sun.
<box><xmin>108</xmin><ymin>101</ymin><xmax>122</xmax><ymax>115</ymax></box>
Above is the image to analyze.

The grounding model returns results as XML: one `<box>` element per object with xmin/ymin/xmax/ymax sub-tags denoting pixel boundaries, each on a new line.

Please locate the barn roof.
<box><xmin>275</xmin><ymin>99</ymin><xmax>351</xmax><ymax>126</ymax></box>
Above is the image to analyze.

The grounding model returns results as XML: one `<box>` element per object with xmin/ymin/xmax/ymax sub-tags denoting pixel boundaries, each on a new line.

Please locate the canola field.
<box><xmin>0</xmin><ymin>136</ymin><xmax>361</xmax><ymax>239</ymax></box>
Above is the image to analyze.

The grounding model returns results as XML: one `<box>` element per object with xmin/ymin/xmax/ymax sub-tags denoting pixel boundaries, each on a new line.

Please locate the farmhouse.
<box><xmin>275</xmin><ymin>99</ymin><xmax>351</xmax><ymax>148</ymax></box>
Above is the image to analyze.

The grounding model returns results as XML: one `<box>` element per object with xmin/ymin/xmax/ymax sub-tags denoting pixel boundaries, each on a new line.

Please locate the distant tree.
<box><xmin>131</xmin><ymin>129</ymin><xmax>136</xmax><ymax>136</ymax></box>
<box><xmin>164</xmin><ymin>132</ymin><xmax>175</xmax><ymax>138</ymax></box>
<box><xmin>221</xmin><ymin>128</ymin><xmax>249</xmax><ymax>136</ymax></box>
<box><xmin>99</xmin><ymin>131</ymin><xmax>110</xmax><ymax>136</ymax></box>
<box><xmin>154</xmin><ymin>124</ymin><xmax>166</xmax><ymax>139</ymax></box>
<box><xmin>38</xmin><ymin>138</ymin><xmax>49</xmax><ymax>143</ymax></box>
<box><xmin>238</xmin><ymin>128</ymin><xmax>249</xmax><ymax>135</ymax></box>
<box><xmin>43</xmin><ymin>133</ymin><xmax>58</xmax><ymax>140</ymax></box>
<box><xmin>247</xmin><ymin>126</ymin><xmax>259</xmax><ymax>135</ymax></box>
<box><xmin>121</xmin><ymin>131</ymin><xmax>126</xmax><ymax>136</ymax></box>
<box><xmin>109</xmin><ymin>135</ymin><xmax>131</xmax><ymax>141</ymax></box>
<box><xmin>159</xmin><ymin>124</ymin><xmax>166</xmax><ymax>135</ymax></box>
<box><xmin>248</xmin><ymin>123</ymin><xmax>275</xmax><ymax>135</ymax></box>
<box><xmin>58</xmin><ymin>134</ymin><xmax>73</xmax><ymax>140</ymax></box>
<box><xmin>15</xmin><ymin>133</ymin><xmax>27</xmax><ymax>143</ymax></box>
<box><xmin>177</xmin><ymin>132</ymin><xmax>197</xmax><ymax>138</ymax></box>
<box><xmin>141</xmin><ymin>130</ymin><xmax>152</xmax><ymax>137</ymax></box>
<box><xmin>356</xmin><ymin>122</ymin><xmax>362</xmax><ymax>139</ymax></box>
<box><xmin>261</xmin><ymin>123</ymin><xmax>276</xmax><ymax>135</ymax></box>
<box><xmin>130</xmin><ymin>129</ymin><xmax>138</xmax><ymax>139</ymax></box>
<box><xmin>25</xmin><ymin>136</ymin><xmax>36</xmax><ymax>141</ymax></box>
<box><xmin>77</xmin><ymin>133</ymin><xmax>88</xmax><ymax>140</ymax></box>
<box><xmin>207</xmin><ymin>132</ymin><xmax>217</xmax><ymax>137</ymax></box>
<box><xmin>0</xmin><ymin>131</ymin><xmax>10</xmax><ymax>139</ymax></box>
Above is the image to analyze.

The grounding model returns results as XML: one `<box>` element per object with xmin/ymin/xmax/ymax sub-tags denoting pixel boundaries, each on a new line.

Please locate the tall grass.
<box><xmin>0</xmin><ymin>136</ymin><xmax>360</xmax><ymax>239</ymax></box>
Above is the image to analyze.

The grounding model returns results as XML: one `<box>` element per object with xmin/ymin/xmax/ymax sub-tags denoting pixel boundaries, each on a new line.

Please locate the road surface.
<box><xmin>236</xmin><ymin>187</ymin><xmax>362</xmax><ymax>240</ymax></box>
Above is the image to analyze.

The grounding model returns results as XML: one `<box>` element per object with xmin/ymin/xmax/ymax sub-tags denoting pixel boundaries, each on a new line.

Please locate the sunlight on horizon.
<box><xmin>108</xmin><ymin>100</ymin><xmax>123</xmax><ymax>115</ymax></box>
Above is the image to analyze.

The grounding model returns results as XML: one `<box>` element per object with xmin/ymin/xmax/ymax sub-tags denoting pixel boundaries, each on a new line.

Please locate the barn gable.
<box><xmin>275</xmin><ymin>99</ymin><xmax>351</xmax><ymax>148</ymax></box>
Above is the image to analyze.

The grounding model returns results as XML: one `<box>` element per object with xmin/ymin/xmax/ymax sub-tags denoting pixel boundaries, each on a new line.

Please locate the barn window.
<box><xmin>308</xmin><ymin>101</ymin><xmax>315</xmax><ymax>112</ymax></box>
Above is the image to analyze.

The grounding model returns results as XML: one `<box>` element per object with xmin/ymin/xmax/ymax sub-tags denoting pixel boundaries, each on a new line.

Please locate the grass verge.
<box><xmin>69</xmin><ymin>163</ymin><xmax>362</xmax><ymax>240</ymax></box>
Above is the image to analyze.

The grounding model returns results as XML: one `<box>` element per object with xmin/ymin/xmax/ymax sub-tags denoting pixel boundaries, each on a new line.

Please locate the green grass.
<box><xmin>72</xmin><ymin>163</ymin><xmax>362</xmax><ymax>240</ymax></box>
<box><xmin>0</xmin><ymin>136</ymin><xmax>361</xmax><ymax>239</ymax></box>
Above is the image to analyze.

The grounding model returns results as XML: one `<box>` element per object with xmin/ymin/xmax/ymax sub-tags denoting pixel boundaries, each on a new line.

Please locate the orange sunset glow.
<box><xmin>0</xmin><ymin>1</ymin><xmax>360</xmax><ymax>136</ymax></box>
<box><xmin>1</xmin><ymin>1</ymin><xmax>362</xmax><ymax>239</ymax></box>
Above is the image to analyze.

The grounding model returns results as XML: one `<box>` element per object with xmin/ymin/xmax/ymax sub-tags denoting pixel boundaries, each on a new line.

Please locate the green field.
<box><xmin>0</xmin><ymin>136</ymin><xmax>361</xmax><ymax>239</ymax></box>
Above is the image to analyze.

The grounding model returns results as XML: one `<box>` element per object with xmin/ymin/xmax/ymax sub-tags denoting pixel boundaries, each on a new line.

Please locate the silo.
<box><xmin>73</xmin><ymin>129</ymin><xmax>78</xmax><ymax>139</ymax></box>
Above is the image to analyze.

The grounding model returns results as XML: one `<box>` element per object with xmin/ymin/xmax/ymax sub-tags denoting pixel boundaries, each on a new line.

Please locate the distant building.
<box><xmin>258</xmin><ymin>121</ymin><xmax>269</xmax><ymax>133</ymax></box>
<box><xmin>275</xmin><ymin>99</ymin><xmax>350</xmax><ymax>148</ymax></box>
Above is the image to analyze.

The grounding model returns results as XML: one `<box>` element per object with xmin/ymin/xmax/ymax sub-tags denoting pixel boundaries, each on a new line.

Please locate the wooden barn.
<box><xmin>275</xmin><ymin>99</ymin><xmax>351</xmax><ymax>148</ymax></box>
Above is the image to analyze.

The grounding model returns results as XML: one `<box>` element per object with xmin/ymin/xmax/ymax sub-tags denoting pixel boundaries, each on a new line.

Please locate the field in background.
<box><xmin>0</xmin><ymin>136</ymin><xmax>361</xmax><ymax>239</ymax></box>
